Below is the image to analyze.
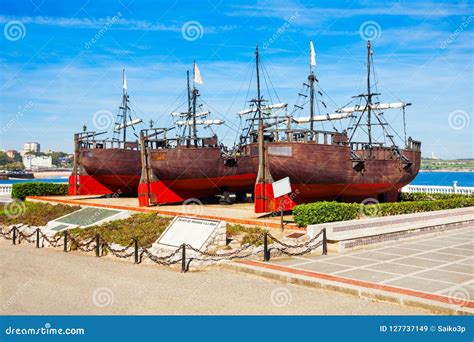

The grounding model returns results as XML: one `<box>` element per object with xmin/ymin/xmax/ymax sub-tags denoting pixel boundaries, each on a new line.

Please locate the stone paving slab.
<box><xmin>229</xmin><ymin>225</ymin><xmax>474</xmax><ymax>314</ymax></box>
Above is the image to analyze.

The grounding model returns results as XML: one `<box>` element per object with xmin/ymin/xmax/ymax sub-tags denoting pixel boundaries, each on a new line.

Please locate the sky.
<box><xmin>0</xmin><ymin>0</ymin><xmax>472</xmax><ymax>158</ymax></box>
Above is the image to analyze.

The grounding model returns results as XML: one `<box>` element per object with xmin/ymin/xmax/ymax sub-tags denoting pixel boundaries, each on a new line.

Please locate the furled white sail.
<box><xmin>310</xmin><ymin>40</ymin><xmax>316</xmax><ymax>68</ymax></box>
<box><xmin>238</xmin><ymin>103</ymin><xmax>288</xmax><ymax>116</ymax></box>
<box><xmin>176</xmin><ymin>119</ymin><xmax>224</xmax><ymax>126</ymax></box>
<box><xmin>293</xmin><ymin>112</ymin><xmax>352</xmax><ymax>123</ymax></box>
<box><xmin>193</xmin><ymin>63</ymin><xmax>203</xmax><ymax>84</ymax></box>
<box><xmin>337</xmin><ymin>102</ymin><xmax>410</xmax><ymax>113</ymax></box>
<box><xmin>122</xmin><ymin>69</ymin><xmax>127</xmax><ymax>92</ymax></box>
<box><xmin>171</xmin><ymin>111</ymin><xmax>210</xmax><ymax>118</ymax></box>
<box><xmin>115</xmin><ymin>118</ymin><xmax>142</xmax><ymax>130</ymax></box>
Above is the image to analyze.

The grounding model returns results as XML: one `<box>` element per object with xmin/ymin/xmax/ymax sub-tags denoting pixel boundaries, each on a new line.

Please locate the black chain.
<box><xmin>103</xmin><ymin>241</ymin><xmax>135</xmax><ymax>259</ymax></box>
<box><xmin>184</xmin><ymin>234</ymin><xmax>263</xmax><ymax>258</ymax></box>
<box><xmin>0</xmin><ymin>224</ymin><xmax>326</xmax><ymax>270</ymax></box>
<box><xmin>139</xmin><ymin>247</ymin><xmax>183</xmax><ymax>266</ymax></box>
<box><xmin>271</xmin><ymin>241</ymin><xmax>323</xmax><ymax>257</ymax></box>
<box><xmin>268</xmin><ymin>229</ymin><xmax>323</xmax><ymax>249</ymax></box>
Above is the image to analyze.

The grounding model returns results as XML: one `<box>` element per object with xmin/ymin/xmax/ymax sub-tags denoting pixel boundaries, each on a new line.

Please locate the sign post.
<box><xmin>271</xmin><ymin>177</ymin><xmax>292</xmax><ymax>231</ymax></box>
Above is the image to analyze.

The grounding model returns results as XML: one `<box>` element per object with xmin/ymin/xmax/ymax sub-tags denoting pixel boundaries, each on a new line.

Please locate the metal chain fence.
<box><xmin>0</xmin><ymin>225</ymin><xmax>327</xmax><ymax>272</ymax></box>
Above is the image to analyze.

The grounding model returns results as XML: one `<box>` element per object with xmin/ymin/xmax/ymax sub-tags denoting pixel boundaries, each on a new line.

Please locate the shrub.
<box><xmin>293</xmin><ymin>197</ymin><xmax>474</xmax><ymax>227</ymax></box>
<box><xmin>226</xmin><ymin>224</ymin><xmax>269</xmax><ymax>246</ymax></box>
<box><xmin>59</xmin><ymin>213</ymin><xmax>172</xmax><ymax>248</ymax></box>
<box><xmin>12</xmin><ymin>182</ymin><xmax>68</xmax><ymax>200</ymax></box>
<box><xmin>0</xmin><ymin>202</ymin><xmax>80</xmax><ymax>226</ymax></box>
<box><xmin>399</xmin><ymin>192</ymin><xmax>472</xmax><ymax>202</ymax></box>
<box><xmin>293</xmin><ymin>201</ymin><xmax>360</xmax><ymax>226</ymax></box>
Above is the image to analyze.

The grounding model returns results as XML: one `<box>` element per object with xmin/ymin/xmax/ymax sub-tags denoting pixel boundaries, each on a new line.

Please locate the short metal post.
<box><xmin>263</xmin><ymin>232</ymin><xmax>269</xmax><ymax>262</ymax></box>
<box><xmin>322</xmin><ymin>228</ymin><xmax>327</xmax><ymax>255</ymax></box>
<box><xmin>134</xmin><ymin>238</ymin><xmax>139</xmax><ymax>264</ymax></box>
<box><xmin>12</xmin><ymin>227</ymin><xmax>17</xmax><ymax>245</ymax></box>
<box><xmin>280</xmin><ymin>197</ymin><xmax>284</xmax><ymax>232</ymax></box>
<box><xmin>181</xmin><ymin>243</ymin><xmax>186</xmax><ymax>273</ymax></box>
<box><xmin>95</xmin><ymin>233</ymin><xmax>100</xmax><ymax>257</ymax></box>
<box><xmin>36</xmin><ymin>228</ymin><xmax>40</xmax><ymax>248</ymax></box>
<box><xmin>63</xmin><ymin>230</ymin><xmax>68</xmax><ymax>252</ymax></box>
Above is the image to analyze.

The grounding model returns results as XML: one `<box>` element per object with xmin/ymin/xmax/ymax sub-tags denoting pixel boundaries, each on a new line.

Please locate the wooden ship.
<box><xmin>138</xmin><ymin>63</ymin><xmax>255</xmax><ymax>206</ymax></box>
<box><xmin>69</xmin><ymin>70</ymin><xmax>143</xmax><ymax>196</ymax></box>
<box><xmin>235</xmin><ymin>41</ymin><xmax>421</xmax><ymax>213</ymax></box>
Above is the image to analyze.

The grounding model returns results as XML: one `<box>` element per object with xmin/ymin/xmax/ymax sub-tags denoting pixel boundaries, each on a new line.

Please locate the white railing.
<box><xmin>0</xmin><ymin>184</ymin><xmax>13</xmax><ymax>194</ymax></box>
<box><xmin>401</xmin><ymin>181</ymin><xmax>474</xmax><ymax>195</ymax></box>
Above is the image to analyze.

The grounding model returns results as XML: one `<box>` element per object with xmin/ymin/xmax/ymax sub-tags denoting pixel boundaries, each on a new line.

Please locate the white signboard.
<box><xmin>157</xmin><ymin>216</ymin><xmax>220</xmax><ymax>250</ymax></box>
<box><xmin>272</xmin><ymin>177</ymin><xmax>292</xmax><ymax>198</ymax></box>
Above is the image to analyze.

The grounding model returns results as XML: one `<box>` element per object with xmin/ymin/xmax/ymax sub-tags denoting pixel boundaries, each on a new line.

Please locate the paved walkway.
<box><xmin>232</xmin><ymin>225</ymin><xmax>474</xmax><ymax>314</ymax></box>
<box><xmin>0</xmin><ymin>239</ymin><xmax>423</xmax><ymax>315</ymax></box>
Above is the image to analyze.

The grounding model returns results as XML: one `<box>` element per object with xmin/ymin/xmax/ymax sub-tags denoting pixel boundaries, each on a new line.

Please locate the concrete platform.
<box><xmin>26</xmin><ymin>195</ymin><xmax>299</xmax><ymax>230</ymax></box>
<box><xmin>228</xmin><ymin>225</ymin><xmax>474</xmax><ymax>315</ymax></box>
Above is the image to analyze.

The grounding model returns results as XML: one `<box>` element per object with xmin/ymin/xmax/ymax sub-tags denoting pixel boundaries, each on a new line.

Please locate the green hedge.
<box><xmin>400</xmin><ymin>192</ymin><xmax>472</xmax><ymax>201</ymax></box>
<box><xmin>11</xmin><ymin>182</ymin><xmax>68</xmax><ymax>200</ymax></box>
<box><xmin>293</xmin><ymin>197</ymin><xmax>474</xmax><ymax>227</ymax></box>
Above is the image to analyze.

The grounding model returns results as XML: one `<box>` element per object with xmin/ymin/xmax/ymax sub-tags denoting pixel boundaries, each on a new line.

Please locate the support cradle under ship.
<box><xmin>236</xmin><ymin>41</ymin><xmax>421</xmax><ymax>212</ymax></box>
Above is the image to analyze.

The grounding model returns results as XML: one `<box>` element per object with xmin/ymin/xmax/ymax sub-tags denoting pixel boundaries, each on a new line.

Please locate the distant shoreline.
<box><xmin>419</xmin><ymin>169</ymin><xmax>474</xmax><ymax>173</ymax></box>
<box><xmin>33</xmin><ymin>170</ymin><xmax>71</xmax><ymax>179</ymax></box>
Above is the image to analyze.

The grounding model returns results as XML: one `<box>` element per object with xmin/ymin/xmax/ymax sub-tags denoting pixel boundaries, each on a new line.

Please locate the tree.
<box><xmin>0</xmin><ymin>151</ymin><xmax>8</xmax><ymax>165</ymax></box>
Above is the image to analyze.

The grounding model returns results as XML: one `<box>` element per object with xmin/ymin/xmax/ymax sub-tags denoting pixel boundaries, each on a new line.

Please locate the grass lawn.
<box><xmin>0</xmin><ymin>201</ymin><xmax>80</xmax><ymax>226</ymax></box>
<box><xmin>61</xmin><ymin>213</ymin><xmax>173</xmax><ymax>248</ymax></box>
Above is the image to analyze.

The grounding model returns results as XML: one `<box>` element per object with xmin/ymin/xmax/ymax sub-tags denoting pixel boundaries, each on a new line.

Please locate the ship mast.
<box><xmin>121</xmin><ymin>69</ymin><xmax>128</xmax><ymax>143</ymax></box>
<box><xmin>309</xmin><ymin>41</ymin><xmax>315</xmax><ymax>132</ymax></box>
<box><xmin>366</xmin><ymin>40</ymin><xmax>372</xmax><ymax>146</ymax></box>
<box><xmin>192</xmin><ymin>62</ymin><xmax>198</xmax><ymax>147</ymax></box>
<box><xmin>186</xmin><ymin>70</ymin><xmax>192</xmax><ymax>143</ymax></box>
<box><xmin>255</xmin><ymin>45</ymin><xmax>267</xmax><ymax>184</ymax></box>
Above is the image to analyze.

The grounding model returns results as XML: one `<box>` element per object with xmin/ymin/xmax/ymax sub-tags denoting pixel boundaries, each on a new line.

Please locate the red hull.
<box><xmin>248</xmin><ymin>141</ymin><xmax>421</xmax><ymax>212</ymax></box>
<box><xmin>139</xmin><ymin>146</ymin><xmax>256</xmax><ymax>205</ymax></box>
<box><xmin>69</xmin><ymin>148</ymin><xmax>141</xmax><ymax>196</ymax></box>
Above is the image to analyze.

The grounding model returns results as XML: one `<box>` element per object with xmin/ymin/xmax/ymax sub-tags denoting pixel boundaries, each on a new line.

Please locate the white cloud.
<box><xmin>0</xmin><ymin>15</ymin><xmax>235</xmax><ymax>33</ymax></box>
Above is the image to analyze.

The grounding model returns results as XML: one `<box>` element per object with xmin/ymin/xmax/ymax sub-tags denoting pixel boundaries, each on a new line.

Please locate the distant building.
<box><xmin>24</xmin><ymin>142</ymin><xmax>40</xmax><ymax>154</ymax></box>
<box><xmin>23</xmin><ymin>155</ymin><xmax>52</xmax><ymax>169</ymax></box>
<box><xmin>6</xmin><ymin>150</ymin><xmax>18</xmax><ymax>158</ymax></box>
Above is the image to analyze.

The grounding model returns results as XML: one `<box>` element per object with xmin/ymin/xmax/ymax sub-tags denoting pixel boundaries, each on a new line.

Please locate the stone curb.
<box><xmin>225</xmin><ymin>261</ymin><xmax>474</xmax><ymax>316</ymax></box>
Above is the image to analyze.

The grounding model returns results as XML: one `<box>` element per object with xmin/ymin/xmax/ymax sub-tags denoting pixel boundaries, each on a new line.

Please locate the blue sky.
<box><xmin>0</xmin><ymin>0</ymin><xmax>472</xmax><ymax>158</ymax></box>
